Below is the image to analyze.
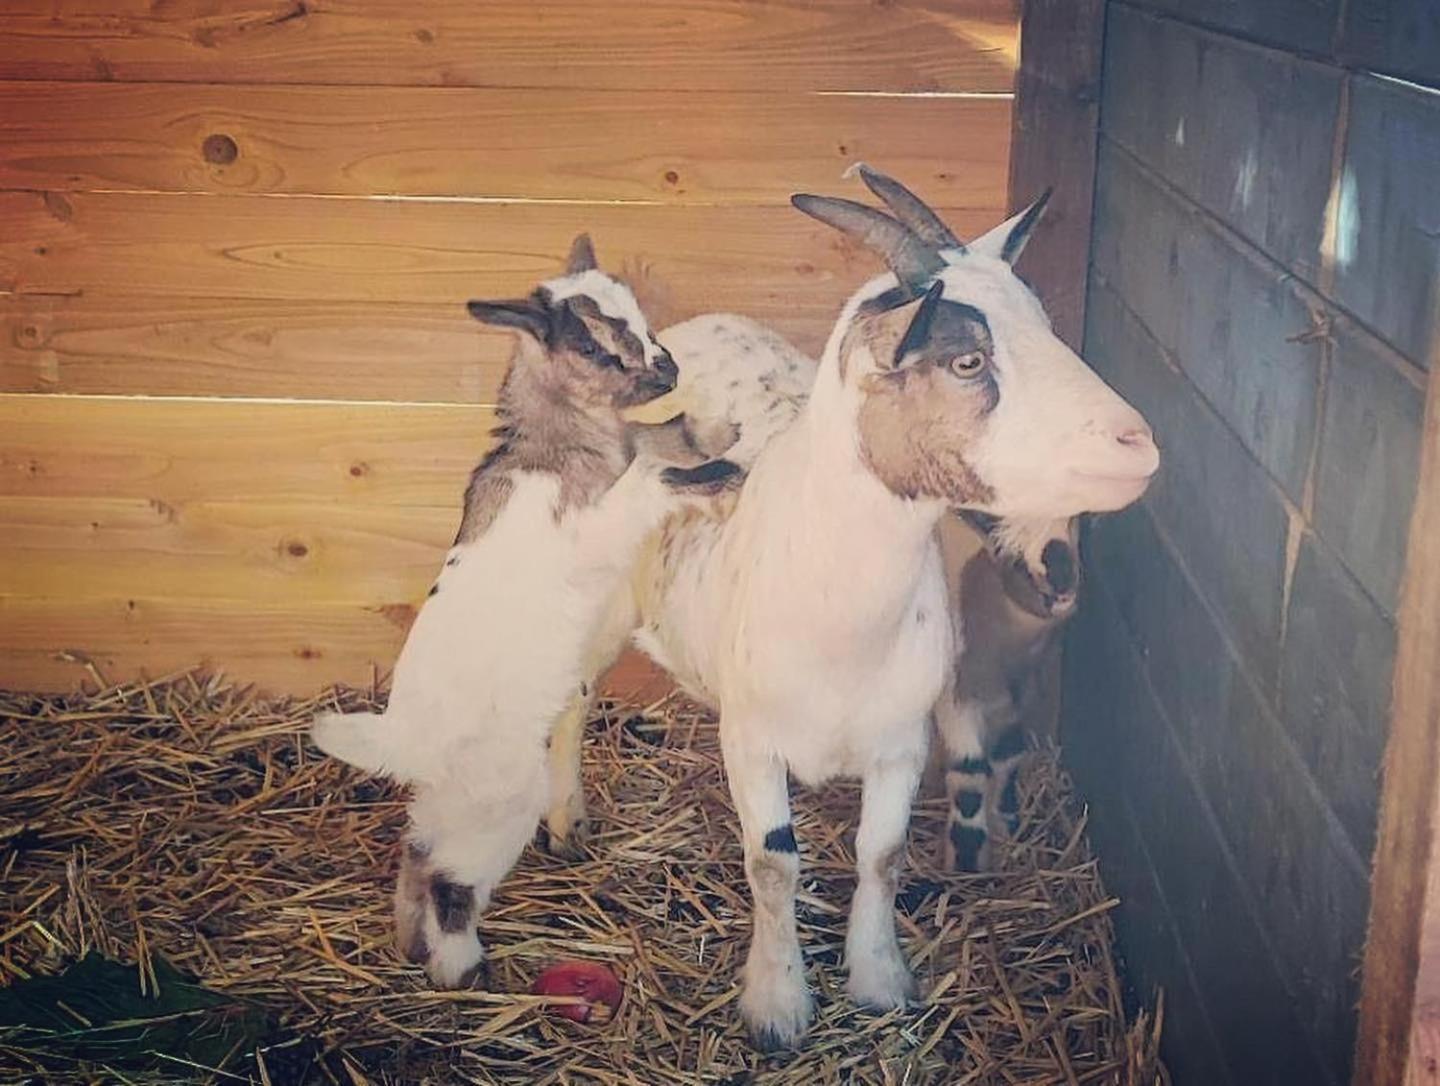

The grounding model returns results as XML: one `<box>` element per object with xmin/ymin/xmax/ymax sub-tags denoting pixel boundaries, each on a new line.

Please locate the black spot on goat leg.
<box><xmin>430</xmin><ymin>875</ymin><xmax>476</xmax><ymax>933</ymax></box>
<box><xmin>989</xmin><ymin>725</ymin><xmax>1026</xmax><ymax>763</ymax></box>
<box><xmin>661</xmin><ymin>459</ymin><xmax>744</xmax><ymax>495</ymax></box>
<box><xmin>954</xmin><ymin>789</ymin><xmax>984</xmax><ymax>819</ymax></box>
<box><xmin>427</xmin><ymin>584</ymin><xmax>439</xmax><ymax>597</ymax></box>
<box><xmin>763</xmin><ymin>823</ymin><xmax>798</xmax><ymax>854</ymax></box>
<box><xmin>949</xmin><ymin>824</ymin><xmax>987</xmax><ymax>873</ymax></box>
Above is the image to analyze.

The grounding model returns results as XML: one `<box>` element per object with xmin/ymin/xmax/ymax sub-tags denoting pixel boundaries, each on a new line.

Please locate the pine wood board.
<box><xmin>0</xmin><ymin>190</ymin><xmax>1000</xmax><ymax>305</ymax></box>
<box><xmin>0</xmin><ymin>595</ymin><xmax>669</xmax><ymax>699</ymax></box>
<box><xmin>0</xmin><ymin>295</ymin><xmax>831</xmax><ymax>401</ymax></box>
<box><xmin>0</xmin><ymin>496</ymin><xmax>460</xmax><ymax>605</ymax></box>
<box><xmin>0</xmin><ymin>395</ymin><xmax>496</xmax><ymax>505</ymax></box>
<box><xmin>0</xmin><ymin>0</ymin><xmax>1017</xmax><ymax>93</ymax></box>
<box><xmin>0</xmin><ymin>81</ymin><xmax>1010</xmax><ymax>205</ymax></box>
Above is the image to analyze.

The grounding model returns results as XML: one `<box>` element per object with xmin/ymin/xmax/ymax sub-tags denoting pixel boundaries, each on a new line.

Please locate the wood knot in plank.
<box><xmin>202</xmin><ymin>134</ymin><xmax>239</xmax><ymax>166</ymax></box>
<box><xmin>372</xmin><ymin>603</ymin><xmax>417</xmax><ymax>630</ymax></box>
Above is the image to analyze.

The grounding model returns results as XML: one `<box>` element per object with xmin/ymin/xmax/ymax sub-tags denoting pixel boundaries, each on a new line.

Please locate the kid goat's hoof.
<box><xmin>541</xmin><ymin>818</ymin><xmax>591</xmax><ymax>862</ymax></box>
<box><xmin>423</xmin><ymin>934</ymin><xmax>488</xmax><ymax>990</ymax></box>
<box><xmin>739</xmin><ymin>980</ymin><xmax>813</xmax><ymax>1053</ymax></box>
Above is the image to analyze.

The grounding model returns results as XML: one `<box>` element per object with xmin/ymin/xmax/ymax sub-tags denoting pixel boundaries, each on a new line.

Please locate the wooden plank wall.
<box><xmin>0</xmin><ymin>0</ymin><xmax>1018</xmax><ymax>694</ymax></box>
<box><xmin>1066</xmin><ymin>2</ymin><xmax>1438</xmax><ymax>1083</ymax></box>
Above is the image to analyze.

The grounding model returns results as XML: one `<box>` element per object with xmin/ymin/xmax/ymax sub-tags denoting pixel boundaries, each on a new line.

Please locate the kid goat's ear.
<box><xmin>466</xmin><ymin>297</ymin><xmax>551</xmax><ymax>342</ymax></box>
<box><xmin>565</xmin><ymin>233</ymin><xmax>598</xmax><ymax>275</ymax></box>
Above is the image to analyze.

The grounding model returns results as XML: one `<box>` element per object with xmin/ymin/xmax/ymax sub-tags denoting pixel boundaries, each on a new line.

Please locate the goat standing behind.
<box><xmin>933</xmin><ymin>514</ymin><xmax>1079</xmax><ymax>872</ymax></box>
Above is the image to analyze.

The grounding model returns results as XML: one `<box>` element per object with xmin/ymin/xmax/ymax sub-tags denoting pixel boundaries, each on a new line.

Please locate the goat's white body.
<box><xmin>313</xmin><ymin>462</ymin><xmax>671</xmax><ymax>877</ymax></box>
<box><xmin>627</xmin><ymin>306</ymin><xmax>955</xmax><ymax>1044</ymax></box>
<box><xmin>640</xmin><ymin>313</ymin><xmax>950</xmax><ymax>782</ymax></box>
<box><xmin>638</xmin><ymin>411</ymin><xmax>951</xmax><ymax>784</ymax></box>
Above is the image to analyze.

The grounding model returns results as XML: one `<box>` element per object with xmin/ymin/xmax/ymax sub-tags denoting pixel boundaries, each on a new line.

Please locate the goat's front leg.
<box><xmin>846</xmin><ymin>753</ymin><xmax>922</xmax><ymax>1009</ymax></box>
<box><xmin>721</xmin><ymin>726</ymin><xmax>812</xmax><ymax>1051</ymax></box>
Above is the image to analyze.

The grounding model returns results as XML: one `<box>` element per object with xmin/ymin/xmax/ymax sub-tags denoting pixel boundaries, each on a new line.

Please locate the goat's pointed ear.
<box><xmin>893</xmin><ymin>280</ymin><xmax>946</xmax><ymax>368</ymax></box>
<box><xmin>565</xmin><ymin>233</ymin><xmax>598</xmax><ymax>275</ymax></box>
<box><xmin>967</xmin><ymin>189</ymin><xmax>1052</xmax><ymax>264</ymax></box>
<box><xmin>466</xmin><ymin>296</ymin><xmax>551</xmax><ymax>342</ymax></box>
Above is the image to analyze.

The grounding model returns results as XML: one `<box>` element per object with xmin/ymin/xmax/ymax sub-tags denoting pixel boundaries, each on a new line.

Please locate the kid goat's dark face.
<box><xmin>466</xmin><ymin>290</ymin><xmax>678</xmax><ymax>406</ymax></box>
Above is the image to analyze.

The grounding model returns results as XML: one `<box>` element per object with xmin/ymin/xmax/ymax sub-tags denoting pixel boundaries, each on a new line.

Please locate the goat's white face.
<box><xmin>798</xmin><ymin>168</ymin><xmax>1159</xmax><ymax>522</ymax></box>
<box><xmin>928</xmin><ymin>242</ymin><xmax>1157</xmax><ymax>518</ymax></box>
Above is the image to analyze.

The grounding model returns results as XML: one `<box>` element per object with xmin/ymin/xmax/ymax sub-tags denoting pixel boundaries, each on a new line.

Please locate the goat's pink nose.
<box><xmin>1109</xmin><ymin>421</ymin><xmax>1159</xmax><ymax>476</ymax></box>
<box><xmin>1116</xmin><ymin>426</ymin><xmax>1155</xmax><ymax>450</ymax></box>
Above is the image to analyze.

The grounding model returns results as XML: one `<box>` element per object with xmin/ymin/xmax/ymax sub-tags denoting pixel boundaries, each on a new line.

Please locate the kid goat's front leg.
<box><xmin>935</xmin><ymin>690</ymin><xmax>996</xmax><ymax>873</ymax></box>
<box><xmin>847</xmin><ymin>752</ymin><xmax>922</xmax><ymax>1009</ymax></box>
<box><xmin>721</xmin><ymin>724</ymin><xmax>813</xmax><ymax>1051</ymax></box>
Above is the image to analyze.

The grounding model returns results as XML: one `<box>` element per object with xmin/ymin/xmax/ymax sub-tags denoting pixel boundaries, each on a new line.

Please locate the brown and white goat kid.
<box><xmin>934</xmin><ymin>513</ymin><xmax>1079</xmax><ymax>873</ymax></box>
<box><xmin>626</xmin><ymin>168</ymin><xmax>1159</xmax><ymax>1049</ymax></box>
<box><xmin>311</xmin><ymin>236</ymin><xmax>739</xmax><ymax>990</ymax></box>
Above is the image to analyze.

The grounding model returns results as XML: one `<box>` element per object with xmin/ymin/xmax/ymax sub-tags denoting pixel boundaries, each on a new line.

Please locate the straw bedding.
<box><xmin>0</xmin><ymin>671</ymin><xmax>1166</xmax><ymax>1085</ymax></box>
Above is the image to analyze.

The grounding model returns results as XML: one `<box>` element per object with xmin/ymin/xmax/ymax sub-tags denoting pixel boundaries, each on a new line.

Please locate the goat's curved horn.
<box><xmin>790</xmin><ymin>194</ymin><xmax>944</xmax><ymax>292</ymax></box>
<box><xmin>851</xmin><ymin>164</ymin><xmax>964</xmax><ymax>253</ymax></box>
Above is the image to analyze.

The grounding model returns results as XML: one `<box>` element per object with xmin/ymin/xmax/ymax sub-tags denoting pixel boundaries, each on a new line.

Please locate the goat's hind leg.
<box><xmin>543</xmin><ymin>583</ymin><xmax>636</xmax><ymax>860</ymax></box>
<box><xmin>935</xmin><ymin>686</ymin><xmax>996</xmax><ymax>873</ymax></box>
<box><xmin>986</xmin><ymin>721</ymin><xmax>1028</xmax><ymax>844</ymax></box>
<box><xmin>847</xmin><ymin>752</ymin><xmax>922</xmax><ymax>1009</ymax></box>
<box><xmin>722</xmin><ymin>725</ymin><xmax>813</xmax><ymax>1051</ymax></box>
<box><xmin>542</xmin><ymin>684</ymin><xmax>595</xmax><ymax>860</ymax></box>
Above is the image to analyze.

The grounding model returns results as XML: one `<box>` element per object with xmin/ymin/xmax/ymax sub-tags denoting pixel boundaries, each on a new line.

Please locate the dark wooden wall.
<box><xmin>1058</xmin><ymin>1</ymin><xmax>1438</xmax><ymax>1083</ymax></box>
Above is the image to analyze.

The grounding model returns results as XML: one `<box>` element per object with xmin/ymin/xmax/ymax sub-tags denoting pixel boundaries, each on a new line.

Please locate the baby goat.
<box><xmin>934</xmin><ymin>514</ymin><xmax>1079</xmax><ymax>873</ymax></box>
<box><xmin>312</xmin><ymin>236</ymin><xmax>738</xmax><ymax>989</ymax></box>
<box><xmin>627</xmin><ymin>168</ymin><xmax>1158</xmax><ymax>1049</ymax></box>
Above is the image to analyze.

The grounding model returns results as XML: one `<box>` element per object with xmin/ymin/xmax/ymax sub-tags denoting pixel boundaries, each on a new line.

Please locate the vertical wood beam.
<box><xmin>1355</xmin><ymin>357</ymin><xmax>1440</xmax><ymax>1085</ymax></box>
<box><xmin>1006</xmin><ymin>0</ymin><xmax>1107</xmax><ymax>351</ymax></box>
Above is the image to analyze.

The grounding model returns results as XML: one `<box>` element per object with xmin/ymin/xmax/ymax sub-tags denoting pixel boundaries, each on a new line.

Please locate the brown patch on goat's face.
<box><xmin>857</xmin><ymin>366</ymin><xmax>995</xmax><ymax>506</ymax></box>
<box><xmin>430</xmin><ymin>874</ymin><xmax>476</xmax><ymax>934</ymax></box>
<box><xmin>850</xmin><ymin>294</ymin><xmax>999</xmax><ymax>507</ymax></box>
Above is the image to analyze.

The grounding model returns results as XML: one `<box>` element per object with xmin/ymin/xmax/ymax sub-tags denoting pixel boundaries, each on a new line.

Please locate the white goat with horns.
<box><xmin>613</xmin><ymin>167</ymin><xmax>1159</xmax><ymax>1049</ymax></box>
